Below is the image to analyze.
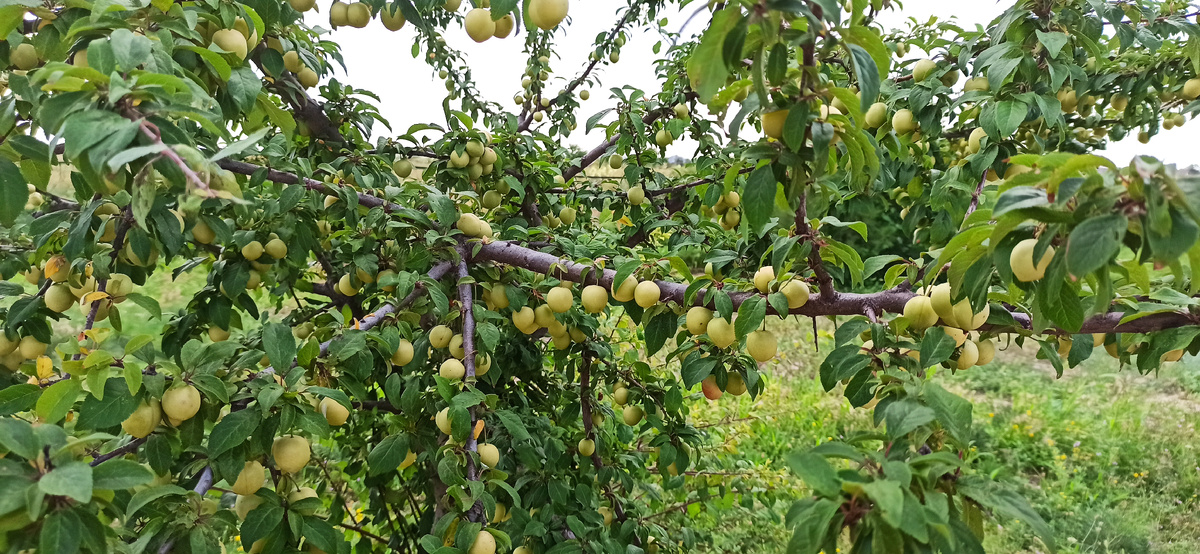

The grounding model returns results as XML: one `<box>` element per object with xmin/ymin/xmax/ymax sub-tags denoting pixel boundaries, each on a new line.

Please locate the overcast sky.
<box><xmin>310</xmin><ymin>0</ymin><xmax>1199</xmax><ymax>168</ymax></box>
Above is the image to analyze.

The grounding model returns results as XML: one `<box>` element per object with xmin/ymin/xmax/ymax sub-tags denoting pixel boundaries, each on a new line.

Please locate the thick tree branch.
<box><xmin>454</xmin><ymin>246</ymin><xmax>486</xmax><ymax>524</ymax></box>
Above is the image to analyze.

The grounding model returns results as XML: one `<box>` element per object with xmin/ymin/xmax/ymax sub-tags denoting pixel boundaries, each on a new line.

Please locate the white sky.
<box><xmin>310</xmin><ymin>0</ymin><xmax>1198</xmax><ymax>168</ymax></box>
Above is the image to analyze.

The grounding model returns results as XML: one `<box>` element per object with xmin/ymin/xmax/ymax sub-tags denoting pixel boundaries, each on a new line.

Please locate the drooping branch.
<box><xmin>645</xmin><ymin>167</ymin><xmax>754</xmax><ymax>198</ymax></box>
<box><xmin>516</xmin><ymin>5</ymin><xmax>642</xmax><ymax>132</ymax></box>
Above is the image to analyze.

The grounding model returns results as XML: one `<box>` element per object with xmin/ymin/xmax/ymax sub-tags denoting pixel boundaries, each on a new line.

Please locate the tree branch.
<box><xmin>454</xmin><ymin>245</ymin><xmax>486</xmax><ymax>524</ymax></box>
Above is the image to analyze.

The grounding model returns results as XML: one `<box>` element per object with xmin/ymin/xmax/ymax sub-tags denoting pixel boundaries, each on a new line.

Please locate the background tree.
<box><xmin>2</xmin><ymin>0</ymin><xmax>1200</xmax><ymax>552</ymax></box>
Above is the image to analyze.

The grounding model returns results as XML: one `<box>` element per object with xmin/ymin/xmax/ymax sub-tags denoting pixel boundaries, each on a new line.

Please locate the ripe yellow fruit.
<box><xmin>929</xmin><ymin>283</ymin><xmax>959</xmax><ymax>326</ymax></box>
<box><xmin>440</xmin><ymin>358</ymin><xmax>466</xmax><ymax>380</ymax></box>
<box><xmin>622</xmin><ymin>405</ymin><xmax>644</xmax><ymax>426</ymax></box>
<box><xmin>235</xmin><ymin>494</ymin><xmax>263</xmax><ymax>520</ymax></box>
<box><xmin>336</xmin><ymin>273</ymin><xmax>358</xmax><ymax>297</ymax></box>
<box><xmin>200</xmin><ymin>323</ymin><xmax>229</xmax><ymax>342</ymax></box>
<box><xmin>429</xmin><ymin>325</ymin><xmax>453</xmax><ymax>348</ymax></box>
<box><xmin>633</xmin><ymin>281</ymin><xmax>660</xmax><ymax>308</ymax></box>
<box><xmin>1162</xmin><ymin>349</ymin><xmax>1185</xmax><ymax>362</ymax></box>
<box><xmin>746</xmin><ymin>330</ymin><xmax>777</xmax><ymax>362</ymax></box>
<box><xmin>297</xmin><ymin>67</ymin><xmax>319</xmax><ymax>88</ymax></box>
<box><xmin>443</xmin><ymin>0</ymin><xmax>461</xmax><ymax>10</ymax></box>
<box><xmin>1010</xmin><ymin>239</ymin><xmax>1054</xmax><ymax>282</ymax></box>
<box><xmin>162</xmin><ymin>385</ymin><xmax>201</xmax><ymax>422</ymax></box>
<box><xmin>965</xmin><ymin>303</ymin><xmax>990</xmax><ymax>331</ymax></box>
<box><xmin>940</xmin><ymin>326</ymin><xmax>967</xmax><ymax>347</ymax></box>
<box><xmin>11</xmin><ymin>43</ymin><xmax>37</xmax><ymax>70</ymax></box>
<box><xmin>392</xmin><ymin>339</ymin><xmax>414</xmax><ymax>365</ymax></box>
<box><xmin>121</xmin><ymin>400</ymin><xmax>161</xmax><ymax>438</ymax></box>
<box><xmin>1057</xmin><ymin>336</ymin><xmax>1073</xmax><ymax>359</ymax></box>
<box><xmin>577</xmin><ymin>438</ymin><xmax>596</xmax><ymax>457</ymax></box>
<box><xmin>1092</xmin><ymin>333</ymin><xmax>1106</xmax><ymax>347</ymax></box>
<box><xmin>320</xmin><ymin>397</ymin><xmax>350</xmax><ymax>426</ymax></box>
<box><xmin>289</xmin><ymin>0</ymin><xmax>316</xmax><ymax>10</ymax></box>
<box><xmin>465</xmin><ymin>8</ymin><xmax>495</xmax><ymax>42</ymax></box>
<box><xmin>547</xmin><ymin>287</ymin><xmax>573</xmax><ymax>312</ymax></box>
<box><xmin>512</xmin><ymin>307</ymin><xmax>537</xmax><ymax>332</ymax></box>
<box><xmin>273</xmin><ymin>435</ymin><xmax>311</xmax><ymax>473</ymax></box>
<box><xmin>398</xmin><ymin>449</ymin><xmax>417</xmax><ymax>470</ymax></box>
<box><xmin>192</xmin><ymin>220</ymin><xmax>215</xmax><ymax>244</ymax></box>
<box><xmin>469</xmin><ymin>530</ymin><xmax>497</xmax><ymax>554</ymax></box>
<box><xmin>627</xmin><ymin>187</ymin><xmax>645</xmax><ymax>205</ymax></box>
<box><xmin>559</xmin><ymin>207</ymin><xmax>577</xmax><ymax>225</ymax></box>
<box><xmin>974</xmin><ymin>338</ymin><xmax>996</xmax><ymax>366</ymax></box>
<box><xmin>448</xmin><ymin>334</ymin><xmax>466</xmax><ymax>359</ymax></box>
<box><xmin>780</xmin><ymin>280</ymin><xmax>810</xmax><ymax>309</ymax></box>
<box><xmin>477</xmin><ymin>443</ymin><xmax>499</xmax><ymax>467</ymax></box>
<box><xmin>534</xmin><ymin>305</ymin><xmax>557</xmax><ymax>328</ymax></box>
<box><xmin>265</xmin><ymin>238</ymin><xmax>287</xmax><ymax>259</ymax></box>
<box><xmin>707</xmin><ymin>317</ymin><xmax>735</xmax><ymax>348</ymax></box>
<box><xmin>376</xmin><ymin>4</ymin><xmax>405</xmax><ymax>30</ymax></box>
<box><xmin>45</xmin><ymin>284</ymin><xmax>76</xmax><ymax>313</ymax></box>
<box><xmin>612</xmin><ymin>385</ymin><xmax>629</xmax><ymax>406</ymax></box>
<box><xmin>956</xmin><ymin>340</ymin><xmax>979</xmax><ymax>369</ymax></box>
<box><xmin>753</xmin><ymin>266</ymin><xmax>774</xmax><ymax>293</ymax></box>
<box><xmin>655</xmin><ymin>129</ymin><xmax>673</xmax><ymax>146</ymax></box>
<box><xmin>242</xmin><ymin>240</ymin><xmax>264</xmax><ymax>261</ymax></box>
<box><xmin>1184</xmin><ymin>78</ymin><xmax>1200</xmax><ymax>100</ymax></box>
<box><xmin>892</xmin><ymin>109</ymin><xmax>917</xmax><ymax>134</ymax></box>
<box><xmin>903</xmin><ymin>295</ymin><xmax>938</xmax><ymax>329</ymax></box>
<box><xmin>436</xmin><ymin>408</ymin><xmax>452</xmax><ymax>435</ymax></box>
<box><xmin>581</xmin><ymin>285</ymin><xmax>608</xmax><ymax>313</ymax></box>
<box><xmin>346</xmin><ymin>2</ymin><xmax>371</xmax><ymax>27</ymax></box>
<box><xmin>612</xmin><ymin>276</ymin><xmax>638</xmax><ymax>302</ymax></box>
<box><xmin>212</xmin><ymin>29</ymin><xmax>248</xmax><ymax>60</ymax></box>
<box><xmin>1057</xmin><ymin>89</ymin><xmax>1078</xmax><ymax>113</ymax></box>
<box><xmin>865</xmin><ymin>102</ymin><xmax>887</xmax><ymax>128</ymax></box>
<box><xmin>283</xmin><ymin>50</ymin><xmax>304</xmax><ymax>73</ymax></box>
<box><xmin>493</xmin><ymin>14</ymin><xmax>514</xmax><ymax>37</ymax></box>
<box><xmin>762</xmin><ymin>109</ymin><xmax>788</xmax><ymax>139</ymax></box>
<box><xmin>232</xmin><ymin>461</ymin><xmax>266</xmax><ymax>496</ymax></box>
<box><xmin>912</xmin><ymin>58</ymin><xmax>936</xmax><ymax>81</ymax></box>
<box><xmin>967</xmin><ymin>127</ymin><xmax>986</xmax><ymax>154</ymax></box>
<box><xmin>964</xmin><ymin>76</ymin><xmax>989</xmax><ymax>92</ymax></box>
<box><xmin>330</xmin><ymin>1</ymin><xmax>349</xmax><ymax>25</ymax></box>
<box><xmin>686</xmin><ymin>307</ymin><xmax>713</xmax><ymax>335</ymax></box>
<box><xmin>528</xmin><ymin>0</ymin><xmax>568</xmax><ymax>30</ymax></box>
<box><xmin>726</xmin><ymin>373</ymin><xmax>747</xmax><ymax>395</ymax></box>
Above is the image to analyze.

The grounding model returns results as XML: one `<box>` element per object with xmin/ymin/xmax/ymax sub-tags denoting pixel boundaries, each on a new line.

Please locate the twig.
<box><xmin>965</xmin><ymin>171</ymin><xmax>988</xmax><ymax>218</ymax></box>
<box><xmin>454</xmin><ymin>245</ymin><xmax>486</xmax><ymax>525</ymax></box>
<box><xmin>89</xmin><ymin>437</ymin><xmax>147</xmax><ymax>466</ymax></box>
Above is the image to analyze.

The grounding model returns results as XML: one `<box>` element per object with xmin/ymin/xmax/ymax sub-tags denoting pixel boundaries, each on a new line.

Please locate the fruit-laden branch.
<box><xmin>217</xmin><ymin>159</ymin><xmax>401</xmax><ymax>211</ymax></box>
<box><xmin>578</xmin><ymin>350</ymin><xmax>603</xmax><ymax>471</ymax></box>
<box><xmin>515</xmin><ymin>5</ymin><xmax>642</xmax><ymax>132</ymax></box>
<box><xmin>560</xmin><ymin>103</ymin><xmax>679</xmax><ymax>181</ymax></box>
<box><xmin>90</xmin><ymin>436</ymin><xmax>147</xmax><ymax>466</ymax></box>
<box><xmin>79</xmin><ymin>207</ymin><xmax>133</xmax><ymax>350</ymax></box>
<box><xmin>248</xmin><ymin>46</ymin><xmax>346</xmax><ymax>144</ymax></box>
<box><xmin>470</xmin><ymin>240</ymin><xmax>1200</xmax><ymax>334</ymax></box>
<box><xmin>646</xmin><ymin>167</ymin><xmax>754</xmax><ymax>198</ymax></box>
<box><xmin>134</xmin><ymin>117</ymin><xmax>216</xmax><ymax>196</ymax></box>
<box><xmin>224</xmin><ymin>159</ymin><xmax>1200</xmax><ymax>334</ymax></box>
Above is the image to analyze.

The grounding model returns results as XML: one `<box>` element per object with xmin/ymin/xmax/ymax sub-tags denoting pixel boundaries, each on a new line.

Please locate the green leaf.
<box><xmin>643</xmin><ymin>311</ymin><xmax>676</xmax><ymax>356</ymax></box>
<box><xmin>958</xmin><ymin>477</ymin><xmax>1057</xmax><ymax>551</ymax></box>
<box><xmin>861</xmin><ymin>479</ymin><xmax>904</xmax><ymax>528</ymax></box>
<box><xmin>126</xmin><ymin>484</ymin><xmax>186</xmax><ymax>518</ymax></box>
<box><xmin>77</xmin><ymin>378</ymin><xmax>137</xmax><ymax>430</ymax></box>
<box><xmin>681</xmin><ymin>355</ymin><xmax>717</xmax><ymax>389</ymax></box>
<box><xmin>36</xmin><ymin>378</ymin><xmax>82</xmax><ymax>424</ymax></box>
<box><xmin>92</xmin><ymin>459</ymin><xmax>153</xmax><ymax>490</ymax></box>
<box><xmin>1066</xmin><ymin>214</ymin><xmax>1127</xmax><ymax>278</ymax></box>
<box><xmin>40</xmin><ymin>509</ymin><xmax>82</xmax><ymax>554</ymax></box>
<box><xmin>734</xmin><ymin>296</ymin><xmax>766</xmax><ymax>338</ymax></box>
<box><xmin>367</xmin><ymin>434</ymin><xmax>410</xmax><ymax>476</ymax></box>
<box><xmin>924</xmin><ymin>382</ymin><xmax>972</xmax><ymax>443</ymax></box>
<box><xmin>207</xmin><ymin>408</ymin><xmax>261</xmax><ymax>458</ymax></box>
<box><xmin>884</xmin><ymin>399</ymin><xmax>936</xmax><ymax>439</ymax></box>
<box><xmin>123</xmin><ymin>293</ymin><xmax>162</xmax><ymax>320</ymax></box>
<box><xmin>993</xmin><ymin>186</ymin><xmax>1048</xmax><ymax>217</ymax></box>
<box><xmin>263</xmin><ymin>322</ymin><xmax>297</xmax><ymax>373</ymax></box>
<box><xmin>993</xmin><ymin>100</ymin><xmax>1027</xmax><ymax>138</ymax></box>
<box><xmin>38</xmin><ymin>462</ymin><xmax>93</xmax><ymax>503</ymax></box>
<box><xmin>846</xmin><ymin>43</ymin><xmax>881</xmax><ymax>112</ymax></box>
<box><xmin>743</xmin><ymin>164</ymin><xmax>776</xmax><ymax>237</ymax></box>
<box><xmin>241</xmin><ymin>503</ymin><xmax>284</xmax><ymax>546</ymax></box>
<box><xmin>818</xmin><ymin>345</ymin><xmax>871</xmax><ymax>391</ymax></box>
<box><xmin>1035</xmin><ymin>30</ymin><xmax>1069</xmax><ymax>58</ymax></box>
<box><xmin>0</xmin><ymin>384</ymin><xmax>40</xmax><ymax>416</ymax></box>
<box><xmin>786</xmin><ymin>452</ymin><xmax>840</xmax><ymax>497</ymax></box>
<box><xmin>0</xmin><ymin>157</ymin><xmax>27</xmax><ymax>226</ymax></box>
<box><xmin>687</xmin><ymin>8</ymin><xmax>741</xmax><ymax>100</ymax></box>
<box><xmin>495</xmin><ymin>410</ymin><xmax>531</xmax><ymax>442</ymax></box>
<box><xmin>919</xmin><ymin>327</ymin><xmax>956</xmax><ymax>368</ymax></box>
<box><xmin>0</xmin><ymin>418</ymin><xmax>39</xmax><ymax>459</ymax></box>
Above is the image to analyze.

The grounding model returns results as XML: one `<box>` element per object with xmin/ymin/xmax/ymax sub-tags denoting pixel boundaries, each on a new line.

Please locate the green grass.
<box><xmin>671</xmin><ymin>324</ymin><xmax>1200</xmax><ymax>554</ymax></box>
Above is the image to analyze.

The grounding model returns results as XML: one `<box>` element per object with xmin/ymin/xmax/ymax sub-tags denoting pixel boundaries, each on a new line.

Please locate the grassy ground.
<box><xmin>678</xmin><ymin>322</ymin><xmax>1200</xmax><ymax>554</ymax></box>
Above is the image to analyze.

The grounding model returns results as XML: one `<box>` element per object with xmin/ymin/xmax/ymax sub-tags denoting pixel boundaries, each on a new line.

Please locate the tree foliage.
<box><xmin>2</xmin><ymin>0</ymin><xmax>1200</xmax><ymax>552</ymax></box>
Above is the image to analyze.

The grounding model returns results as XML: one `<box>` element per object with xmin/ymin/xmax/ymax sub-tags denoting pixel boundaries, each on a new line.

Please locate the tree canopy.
<box><xmin>3</xmin><ymin>0</ymin><xmax>1200</xmax><ymax>552</ymax></box>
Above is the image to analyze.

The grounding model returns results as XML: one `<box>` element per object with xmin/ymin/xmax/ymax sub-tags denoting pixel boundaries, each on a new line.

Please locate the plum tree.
<box><xmin>4</xmin><ymin>0</ymin><xmax>1200</xmax><ymax>552</ymax></box>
